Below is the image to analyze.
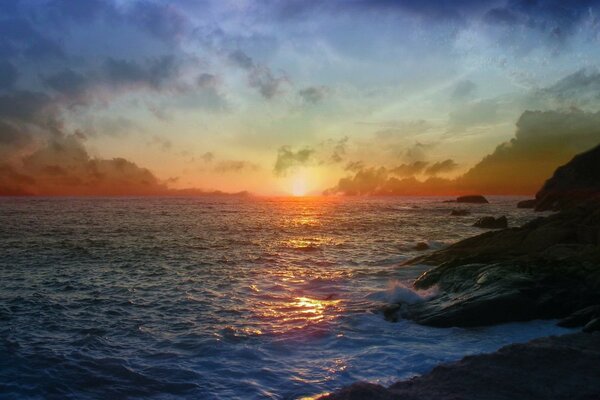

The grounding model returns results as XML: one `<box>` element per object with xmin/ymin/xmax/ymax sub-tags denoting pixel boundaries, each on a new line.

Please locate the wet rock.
<box><xmin>473</xmin><ymin>216</ymin><xmax>508</xmax><ymax>229</ymax></box>
<box><xmin>536</xmin><ymin>143</ymin><xmax>600</xmax><ymax>211</ymax></box>
<box><xmin>450</xmin><ymin>209</ymin><xmax>470</xmax><ymax>216</ymax></box>
<box><xmin>456</xmin><ymin>195</ymin><xmax>489</xmax><ymax>204</ymax></box>
<box><xmin>402</xmin><ymin>205</ymin><xmax>600</xmax><ymax>327</ymax></box>
<box><xmin>517</xmin><ymin>199</ymin><xmax>536</xmax><ymax>208</ymax></box>
<box><xmin>414</xmin><ymin>242</ymin><xmax>430</xmax><ymax>251</ymax></box>
<box><xmin>584</xmin><ymin>318</ymin><xmax>600</xmax><ymax>333</ymax></box>
<box><xmin>559</xmin><ymin>305</ymin><xmax>600</xmax><ymax>328</ymax></box>
<box><xmin>320</xmin><ymin>333</ymin><xmax>600</xmax><ymax>400</ymax></box>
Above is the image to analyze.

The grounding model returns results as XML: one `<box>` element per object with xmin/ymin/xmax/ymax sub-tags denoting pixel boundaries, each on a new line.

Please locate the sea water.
<box><xmin>0</xmin><ymin>196</ymin><xmax>572</xmax><ymax>399</ymax></box>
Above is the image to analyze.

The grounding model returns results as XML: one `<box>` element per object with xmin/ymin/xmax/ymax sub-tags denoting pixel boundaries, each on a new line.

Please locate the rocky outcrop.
<box><xmin>456</xmin><ymin>195</ymin><xmax>489</xmax><ymax>204</ymax></box>
<box><xmin>450</xmin><ymin>209</ymin><xmax>470</xmax><ymax>216</ymax></box>
<box><xmin>517</xmin><ymin>199</ymin><xmax>536</xmax><ymax>208</ymax></box>
<box><xmin>473</xmin><ymin>216</ymin><xmax>508</xmax><ymax>229</ymax></box>
<box><xmin>536</xmin><ymin>144</ymin><xmax>600</xmax><ymax>211</ymax></box>
<box><xmin>319</xmin><ymin>333</ymin><xmax>600</xmax><ymax>400</ymax></box>
<box><xmin>393</xmin><ymin>205</ymin><xmax>600</xmax><ymax>327</ymax></box>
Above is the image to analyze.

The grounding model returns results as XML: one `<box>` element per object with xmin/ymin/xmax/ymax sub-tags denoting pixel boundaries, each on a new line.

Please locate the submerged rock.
<box><xmin>450</xmin><ymin>209</ymin><xmax>470</xmax><ymax>216</ymax></box>
<box><xmin>320</xmin><ymin>333</ymin><xmax>600</xmax><ymax>400</ymax></box>
<box><xmin>473</xmin><ymin>216</ymin><xmax>508</xmax><ymax>229</ymax></box>
<box><xmin>536</xmin><ymin>143</ymin><xmax>600</xmax><ymax>211</ymax></box>
<box><xmin>456</xmin><ymin>195</ymin><xmax>489</xmax><ymax>204</ymax></box>
<box><xmin>517</xmin><ymin>199</ymin><xmax>536</xmax><ymax>208</ymax></box>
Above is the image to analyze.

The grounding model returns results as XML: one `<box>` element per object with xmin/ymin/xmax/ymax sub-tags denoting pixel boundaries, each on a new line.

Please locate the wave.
<box><xmin>367</xmin><ymin>280</ymin><xmax>438</xmax><ymax>304</ymax></box>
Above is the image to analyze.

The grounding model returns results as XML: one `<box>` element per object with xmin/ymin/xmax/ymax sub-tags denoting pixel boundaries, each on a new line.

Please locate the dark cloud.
<box><xmin>324</xmin><ymin>165</ymin><xmax>455</xmax><ymax>196</ymax></box>
<box><xmin>228</xmin><ymin>50</ymin><xmax>255</xmax><ymax>70</ymax></box>
<box><xmin>228</xmin><ymin>50</ymin><xmax>289</xmax><ymax>99</ymax></box>
<box><xmin>298</xmin><ymin>86</ymin><xmax>330</xmax><ymax>104</ymax></box>
<box><xmin>389</xmin><ymin>161</ymin><xmax>428</xmax><ymax>177</ymax></box>
<box><xmin>248</xmin><ymin>65</ymin><xmax>288</xmax><ymax>99</ymax></box>
<box><xmin>274</xmin><ymin>146</ymin><xmax>314</xmax><ymax>176</ymax></box>
<box><xmin>424</xmin><ymin>159</ymin><xmax>458</xmax><ymax>176</ymax></box>
<box><xmin>345</xmin><ymin>161</ymin><xmax>365</xmax><ymax>172</ymax></box>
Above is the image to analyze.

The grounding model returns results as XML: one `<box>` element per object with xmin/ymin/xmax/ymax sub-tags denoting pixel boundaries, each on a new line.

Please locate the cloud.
<box><xmin>424</xmin><ymin>159</ymin><xmax>459</xmax><ymax>176</ymax></box>
<box><xmin>329</xmin><ymin>109</ymin><xmax>600</xmax><ymax>196</ymax></box>
<box><xmin>213</xmin><ymin>160</ymin><xmax>259</xmax><ymax>173</ymax></box>
<box><xmin>274</xmin><ymin>146</ymin><xmax>314</xmax><ymax>176</ymax></box>
<box><xmin>228</xmin><ymin>50</ymin><xmax>289</xmax><ymax>99</ymax></box>
<box><xmin>0</xmin><ymin>134</ymin><xmax>172</xmax><ymax>196</ymax></box>
<box><xmin>389</xmin><ymin>161</ymin><xmax>429</xmax><ymax>177</ymax></box>
<box><xmin>532</xmin><ymin>68</ymin><xmax>600</xmax><ymax>109</ymax></box>
<box><xmin>457</xmin><ymin>109</ymin><xmax>600</xmax><ymax>194</ymax></box>
<box><xmin>298</xmin><ymin>86</ymin><xmax>330</xmax><ymax>104</ymax></box>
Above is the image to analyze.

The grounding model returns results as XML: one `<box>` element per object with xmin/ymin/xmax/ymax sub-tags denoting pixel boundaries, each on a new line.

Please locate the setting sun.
<box><xmin>291</xmin><ymin>175</ymin><xmax>308</xmax><ymax>196</ymax></box>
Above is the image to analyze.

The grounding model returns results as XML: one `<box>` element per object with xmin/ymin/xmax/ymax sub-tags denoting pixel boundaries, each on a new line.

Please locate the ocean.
<box><xmin>0</xmin><ymin>196</ymin><xmax>572</xmax><ymax>399</ymax></box>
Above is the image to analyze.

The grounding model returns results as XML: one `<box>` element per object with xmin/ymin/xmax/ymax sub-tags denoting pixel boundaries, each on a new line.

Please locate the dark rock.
<box><xmin>473</xmin><ymin>216</ymin><xmax>508</xmax><ymax>229</ymax></box>
<box><xmin>400</xmin><ymin>205</ymin><xmax>600</xmax><ymax>327</ymax></box>
<box><xmin>559</xmin><ymin>305</ymin><xmax>600</xmax><ymax>328</ymax></box>
<box><xmin>584</xmin><ymin>318</ymin><xmax>600</xmax><ymax>333</ymax></box>
<box><xmin>450</xmin><ymin>209</ymin><xmax>470</xmax><ymax>216</ymax></box>
<box><xmin>456</xmin><ymin>195</ymin><xmax>489</xmax><ymax>204</ymax></box>
<box><xmin>414</xmin><ymin>242</ymin><xmax>429</xmax><ymax>251</ymax></box>
<box><xmin>319</xmin><ymin>333</ymin><xmax>600</xmax><ymax>400</ymax></box>
<box><xmin>517</xmin><ymin>199</ymin><xmax>536</xmax><ymax>208</ymax></box>
<box><xmin>536</xmin><ymin>143</ymin><xmax>600</xmax><ymax>211</ymax></box>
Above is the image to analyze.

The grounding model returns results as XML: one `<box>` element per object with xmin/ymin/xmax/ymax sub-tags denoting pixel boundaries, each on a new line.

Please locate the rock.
<box><xmin>450</xmin><ymin>209</ymin><xmax>470</xmax><ymax>216</ymax></box>
<box><xmin>473</xmin><ymin>216</ymin><xmax>508</xmax><ymax>229</ymax></box>
<box><xmin>414</xmin><ymin>242</ymin><xmax>430</xmax><ymax>251</ymax></box>
<box><xmin>517</xmin><ymin>199</ymin><xmax>536</xmax><ymax>208</ymax></box>
<box><xmin>536</xmin><ymin>143</ymin><xmax>600</xmax><ymax>211</ymax></box>
<box><xmin>319</xmin><ymin>333</ymin><xmax>600</xmax><ymax>400</ymax></box>
<box><xmin>584</xmin><ymin>318</ymin><xmax>600</xmax><ymax>333</ymax></box>
<box><xmin>399</xmin><ymin>205</ymin><xmax>600</xmax><ymax>327</ymax></box>
<box><xmin>456</xmin><ymin>195</ymin><xmax>489</xmax><ymax>204</ymax></box>
<box><xmin>558</xmin><ymin>305</ymin><xmax>600</xmax><ymax>328</ymax></box>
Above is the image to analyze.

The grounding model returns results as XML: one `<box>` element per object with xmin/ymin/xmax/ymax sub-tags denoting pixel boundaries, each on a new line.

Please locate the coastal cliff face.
<box><xmin>320</xmin><ymin>333</ymin><xmax>600</xmax><ymax>400</ymax></box>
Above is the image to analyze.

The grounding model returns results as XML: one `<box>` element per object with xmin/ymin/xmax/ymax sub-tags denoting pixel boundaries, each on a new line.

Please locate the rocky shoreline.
<box><xmin>320</xmin><ymin>145</ymin><xmax>600</xmax><ymax>399</ymax></box>
<box><xmin>320</xmin><ymin>333</ymin><xmax>600</xmax><ymax>400</ymax></box>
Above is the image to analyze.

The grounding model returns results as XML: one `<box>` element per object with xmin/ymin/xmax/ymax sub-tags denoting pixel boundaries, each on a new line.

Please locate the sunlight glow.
<box><xmin>291</xmin><ymin>175</ymin><xmax>308</xmax><ymax>196</ymax></box>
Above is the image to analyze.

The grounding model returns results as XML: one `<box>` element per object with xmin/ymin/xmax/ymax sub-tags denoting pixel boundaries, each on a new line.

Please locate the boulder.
<box><xmin>450</xmin><ymin>209</ymin><xmax>470</xmax><ymax>216</ymax></box>
<box><xmin>456</xmin><ymin>195</ymin><xmax>489</xmax><ymax>204</ymax></box>
<box><xmin>473</xmin><ymin>216</ymin><xmax>508</xmax><ymax>229</ymax></box>
<box><xmin>517</xmin><ymin>199</ymin><xmax>536</xmax><ymax>208</ymax></box>
<box><xmin>536</xmin><ymin>143</ymin><xmax>600</xmax><ymax>211</ymax></box>
<box><xmin>414</xmin><ymin>242</ymin><xmax>430</xmax><ymax>251</ymax></box>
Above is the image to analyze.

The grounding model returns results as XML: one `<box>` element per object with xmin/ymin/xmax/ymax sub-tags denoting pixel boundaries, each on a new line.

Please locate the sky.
<box><xmin>3</xmin><ymin>0</ymin><xmax>600</xmax><ymax>196</ymax></box>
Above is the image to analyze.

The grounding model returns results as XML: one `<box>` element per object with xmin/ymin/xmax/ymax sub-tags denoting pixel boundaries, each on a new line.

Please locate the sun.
<box><xmin>291</xmin><ymin>175</ymin><xmax>308</xmax><ymax>196</ymax></box>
